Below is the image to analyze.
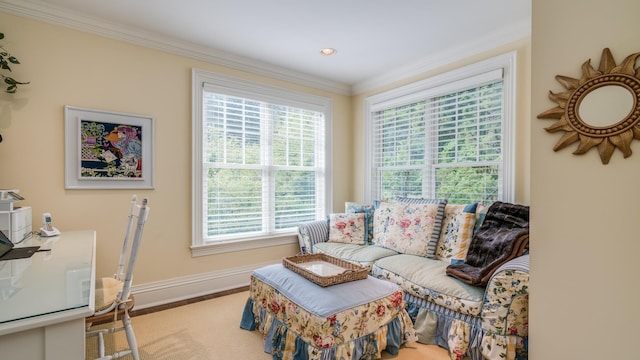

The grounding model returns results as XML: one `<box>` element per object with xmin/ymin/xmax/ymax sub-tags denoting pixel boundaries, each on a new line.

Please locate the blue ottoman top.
<box><xmin>253</xmin><ymin>264</ymin><xmax>400</xmax><ymax>317</ymax></box>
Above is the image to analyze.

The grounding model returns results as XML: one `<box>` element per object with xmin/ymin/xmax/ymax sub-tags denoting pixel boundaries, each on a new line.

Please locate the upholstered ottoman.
<box><xmin>240</xmin><ymin>264</ymin><xmax>416</xmax><ymax>360</ymax></box>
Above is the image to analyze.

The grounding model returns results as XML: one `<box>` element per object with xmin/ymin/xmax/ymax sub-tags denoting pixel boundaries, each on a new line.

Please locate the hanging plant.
<box><xmin>0</xmin><ymin>31</ymin><xmax>29</xmax><ymax>143</ymax></box>
<box><xmin>0</xmin><ymin>32</ymin><xmax>29</xmax><ymax>93</ymax></box>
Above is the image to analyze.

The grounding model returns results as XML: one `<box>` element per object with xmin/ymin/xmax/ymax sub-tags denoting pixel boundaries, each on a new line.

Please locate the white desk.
<box><xmin>0</xmin><ymin>230</ymin><xmax>96</xmax><ymax>360</ymax></box>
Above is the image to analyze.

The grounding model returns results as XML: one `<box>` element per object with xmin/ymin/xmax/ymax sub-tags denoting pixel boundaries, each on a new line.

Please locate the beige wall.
<box><xmin>531</xmin><ymin>0</ymin><xmax>640</xmax><ymax>358</ymax></box>
<box><xmin>7</xmin><ymin>4</ymin><xmax>639</xmax><ymax>357</ymax></box>
<box><xmin>0</xmin><ymin>13</ymin><xmax>353</xmax><ymax>283</ymax></box>
<box><xmin>351</xmin><ymin>38</ymin><xmax>532</xmax><ymax>205</ymax></box>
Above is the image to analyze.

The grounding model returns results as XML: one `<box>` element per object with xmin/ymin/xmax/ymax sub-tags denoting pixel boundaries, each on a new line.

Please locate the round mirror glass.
<box><xmin>578</xmin><ymin>84</ymin><xmax>634</xmax><ymax>127</ymax></box>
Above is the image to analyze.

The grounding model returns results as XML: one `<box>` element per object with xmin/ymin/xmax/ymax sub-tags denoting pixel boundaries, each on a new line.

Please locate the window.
<box><xmin>365</xmin><ymin>53</ymin><xmax>516</xmax><ymax>204</ymax></box>
<box><xmin>192</xmin><ymin>70</ymin><xmax>332</xmax><ymax>255</ymax></box>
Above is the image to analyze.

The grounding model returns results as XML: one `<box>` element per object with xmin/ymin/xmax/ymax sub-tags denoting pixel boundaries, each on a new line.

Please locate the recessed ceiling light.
<box><xmin>320</xmin><ymin>48</ymin><xmax>337</xmax><ymax>56</ymax></box>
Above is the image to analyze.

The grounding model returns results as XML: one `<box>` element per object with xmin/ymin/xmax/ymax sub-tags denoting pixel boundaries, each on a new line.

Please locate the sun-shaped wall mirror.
<box><xmin>538</xmin><ymin>48</ymin><xmax>640</xmax><ymax>164</ymax></box>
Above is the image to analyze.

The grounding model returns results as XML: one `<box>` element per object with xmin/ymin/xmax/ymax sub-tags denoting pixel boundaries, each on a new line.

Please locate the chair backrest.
<box><xmin>117</xmin><ymin>196</ymin><xmax>150</xmax><ymax>304</ymax></box>
<box><xmin>115</xmin><ymin>195</ymin><xmax>139</xmax><ymax>281</ymax></box>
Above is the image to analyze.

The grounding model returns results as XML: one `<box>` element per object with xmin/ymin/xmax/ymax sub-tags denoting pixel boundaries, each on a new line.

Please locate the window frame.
<box><xmin>364</xmin><ymin>52</ymin><xmax>517</xmax><ymax>204</ymax></box>
<box><xmin>192</xmin><ymin>69</ymin><xmax>333</xmax><ymax>256</ymax></box>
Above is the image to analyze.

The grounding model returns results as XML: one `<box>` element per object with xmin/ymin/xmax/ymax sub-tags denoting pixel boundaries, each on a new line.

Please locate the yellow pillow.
<box><xmin>435</xmin><ymin>203</ymin><xmax>478</xmax><ymax>263</ymax></box>
<box><xmin>94</xmin><ymin>277</ymin><xmax>123</xmax><ymax>311</ymax></box>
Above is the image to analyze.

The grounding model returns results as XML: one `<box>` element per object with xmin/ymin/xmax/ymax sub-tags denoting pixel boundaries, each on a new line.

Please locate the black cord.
<box><xmin>13</xmin><ymin>231</ymin><xmax>35</xmax><ymax>245</ymax></box>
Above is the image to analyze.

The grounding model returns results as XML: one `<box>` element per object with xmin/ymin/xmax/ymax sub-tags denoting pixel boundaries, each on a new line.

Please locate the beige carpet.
<box><xmin>86</xmin><ymin>291</ymin><xmax>451</xmax><ymax>360</ymax></box>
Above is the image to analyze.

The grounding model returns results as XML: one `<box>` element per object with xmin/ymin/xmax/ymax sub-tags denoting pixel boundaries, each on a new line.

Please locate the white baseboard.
<box><xmin>131</xmin><ymin>260</ymin><xmax>279</xmax><ymax>310</ymax></box>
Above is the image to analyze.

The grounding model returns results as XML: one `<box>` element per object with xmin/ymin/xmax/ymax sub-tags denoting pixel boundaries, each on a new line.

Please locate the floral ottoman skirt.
<box><xmin>240</xmin><ymin>264</ymin><xmax>416</xmax><ymax>360</ymax></box>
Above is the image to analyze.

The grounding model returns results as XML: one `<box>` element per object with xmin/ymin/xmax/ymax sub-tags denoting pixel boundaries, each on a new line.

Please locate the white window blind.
<box><xmin>429</xmin><ymin>80</ymin><xmax>503</xmax><ymax>203</ymax></box>
<box><xmin>193</xmin><ymin>70</ymin><xmax>331</xmax><ymax>251</ymax></box>
<box><xmin>367</xmin><ymin>56</ymin><xmax>514</xmax><ymax>205</ymax></box>
<box><xmin>203</xmin><ymin>92</ymin><xmax>325</xmax><ymax>239</ymax></box>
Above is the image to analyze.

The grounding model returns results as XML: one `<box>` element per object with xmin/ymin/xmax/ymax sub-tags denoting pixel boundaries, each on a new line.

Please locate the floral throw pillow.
<box><xmin>393</xmin><ymin>197</ymin><xmax>447</xmax><ymax>258</ymax></box>
<box><xmin>380</xmin><ymin>201</ymin><xmax>445</xmax><ymax>257</ymax></box>
<box><xmin>372</xmin><ymin>201</ymin><xmax>394</xmax><ymax>246</ymax></box>
<box><xmin>328</xmin><ymin>213</ymin><xmax>366</xmax><ymax>245</ymax></box>
<box><xmin>435</xmin><ymin>203</ymin><xmax>478</xmax><ymax>264</ymax></box>
<box><xmin>345</xmin><ymin>202</ymin><xmax>377</xmax><ymax>244</ymax></box>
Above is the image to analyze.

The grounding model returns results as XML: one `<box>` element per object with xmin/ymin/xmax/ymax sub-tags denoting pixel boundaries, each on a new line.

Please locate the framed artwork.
<box><xmin>64</xmin><ymin>106</ymin><xmax>155</xmax><ymax>189</ymax></box>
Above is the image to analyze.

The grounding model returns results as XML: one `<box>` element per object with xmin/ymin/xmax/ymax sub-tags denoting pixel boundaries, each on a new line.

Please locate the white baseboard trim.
<box><xmin>131</xmin><ymin>260</ymin><xmax>280</xmax><ymax>310</ymax></box>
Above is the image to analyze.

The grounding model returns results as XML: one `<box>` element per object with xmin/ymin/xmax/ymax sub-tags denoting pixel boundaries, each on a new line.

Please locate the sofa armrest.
<box><xmin>480</xmin><ymin>254</ymin><xmax>529</xmax><ymax>359</ymax></box>
<box><xmin>297</xmin><ymin>220</ymin><xmax>329</xmax><ymax>254</ymax></box>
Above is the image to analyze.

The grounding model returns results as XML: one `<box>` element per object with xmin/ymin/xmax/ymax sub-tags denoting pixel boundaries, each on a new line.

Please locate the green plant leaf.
<box><xmin>0</xmin><ymin>32</ymin><xmax>28</xmax><ymax>94</ymax></box>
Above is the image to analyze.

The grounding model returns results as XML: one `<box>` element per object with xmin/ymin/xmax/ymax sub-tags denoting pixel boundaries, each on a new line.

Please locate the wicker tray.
<box><xmin>282</xmin><ymin>253</ymin><xmax>368</xmax><ymax>287</ymax></box>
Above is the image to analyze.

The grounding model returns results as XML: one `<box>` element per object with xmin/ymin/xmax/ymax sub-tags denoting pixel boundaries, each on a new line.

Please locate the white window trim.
<box><xmin>364</xmin><ymin>52</ymin><xmax>517</xmax><ymax>203</ymax></box>
<box><xmin>191</xmin><ymin>69</ymin><xmax>333</xmax><ymax>256</ymax></box>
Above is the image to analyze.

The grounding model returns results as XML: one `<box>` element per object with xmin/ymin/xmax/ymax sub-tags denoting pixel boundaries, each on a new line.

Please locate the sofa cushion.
<box><xmin>328</xmin><ymin>212</ymin><xmax>366</xmax><ymax>245</ymax></box>
<box><xmin>297</xmin><ymin>220</ymin><xmax>329</xmax><ymax>254</ymax></box>
<box><xmin>435</xmin><ymin>203</ymin><xmax>478</xmax><ymax>264</ymax></box>
<box><xmin>313</xmin><ymin>242</ymin><xmax>399</xmax><ymax>267</ymax></box>
<box><xmin>473</xmin><ymin>203</ymin><xmax>489</xmax><ymax>236</ymax></box>
<box><xmin>379</xmin><ymin>200</ymin><xmax>447</xmax><ymax>257</ymax></box>
<box><xmin>372</xmin><ymin>254</ymin><xmax>485</xmax><ymax>316</ymax></box>
<box><xmin>372</xmin><ymin>201</ymin><xmax>393</xmax><ymax>246</ymax></box>
<box><xmin>345</xmin><ymin>202</ymin><xmax>377</xmax><ymax>244</ymax></box>
<box><xmin>393</xmin><ymin>197</ymin><xmax>447</xmax><ymax>259</ymax></box>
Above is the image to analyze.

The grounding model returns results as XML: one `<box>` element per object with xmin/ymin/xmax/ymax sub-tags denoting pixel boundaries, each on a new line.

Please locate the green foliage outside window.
<box><xmin>375</xmin><ymin>81</ymin><xmax>504</xmax><ymax>204</ymax></box>
<box><xmin>204</xmin><ymin>97</ymin><xmax>321</xmax><ymax>238</ymax></box>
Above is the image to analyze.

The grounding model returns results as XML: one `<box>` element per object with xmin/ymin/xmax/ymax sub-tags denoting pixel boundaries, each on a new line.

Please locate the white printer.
<box><xmin>0</xmin><ymin>190</ymin><xmax>32</xmax><ymax>243</ymax></box>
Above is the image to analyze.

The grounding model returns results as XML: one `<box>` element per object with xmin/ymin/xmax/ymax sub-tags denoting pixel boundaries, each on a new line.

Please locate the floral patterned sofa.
<box><xmin>297</xmin><ymin>198</ymin><xmax>529</xmax><ymax>360</ymax></box>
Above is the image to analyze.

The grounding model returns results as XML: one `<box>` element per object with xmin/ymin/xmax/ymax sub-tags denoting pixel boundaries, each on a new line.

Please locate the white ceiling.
<box><xmin>2</xmin><ymin>0</ymin><xmax>530</xmax><ymax>93</ymax></box>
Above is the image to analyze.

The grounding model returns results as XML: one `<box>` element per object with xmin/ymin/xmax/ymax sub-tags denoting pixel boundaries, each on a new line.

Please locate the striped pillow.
<box><xmin>297</xmin><ymin>220</ymin><xmax>329</xmax><ymax>254</ymax></box>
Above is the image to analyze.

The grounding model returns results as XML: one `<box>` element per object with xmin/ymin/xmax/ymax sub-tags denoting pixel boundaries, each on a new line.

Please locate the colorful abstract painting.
<box><xmin>64</xmin><ymin>106</ymin><xmax>154</xmax><ymax>189</ymax></box>
<box><xmin>80</xmin><ymin>120</ymin><xmax>143</xmax><ymax>179</ymax></box>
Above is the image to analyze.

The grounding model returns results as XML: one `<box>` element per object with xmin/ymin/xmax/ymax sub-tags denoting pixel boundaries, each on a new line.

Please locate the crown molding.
<box><xmin>352</xmin><ymin>19</ymin><xmax>531</xmax><ymax>95</ymax></box>
<box><xmin>1</xmin><ymin>0</ymin><xmax>531</xmax><ymax>97</ymax></box>
<box><xmin>0</xmin><ymin>0</ymin><xmax>353</xmax><ymax>95</ymax></box>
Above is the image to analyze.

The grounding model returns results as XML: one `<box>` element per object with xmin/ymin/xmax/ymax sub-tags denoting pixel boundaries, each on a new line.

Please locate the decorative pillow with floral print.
<box><xmin>393</xmin><ymin>197</ymin><xmax>447</xmax><ymax>258</ymax></box>
<box><xmin>380</xmin><ymin>201</ymin><xmax>445</xmax><ymax>256</ymax></box>
<box><xmin>345</xmin><ymin>202</ymin><xmax>378</xmax><ymax>244</ymax></box>
<box><xmin>435</xmin><ymin>203</ymin><xmax>478</xmax><ymax>264</ymax></box>
<box><xmin>372</xmin><ymin>201</ymin><xmax>394</xmax><ymax>246</ymax></box>
<box><xmin>328</xmin><ymin>212</ymin><xmax>366</xmax><ymax>244</ymax></box>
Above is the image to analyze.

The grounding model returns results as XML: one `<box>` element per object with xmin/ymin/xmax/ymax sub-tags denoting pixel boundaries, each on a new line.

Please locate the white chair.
<box><xmin>86</xmin><ymin>196</ymin><xmax>150</xmax><ymax>360</ymax></box>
